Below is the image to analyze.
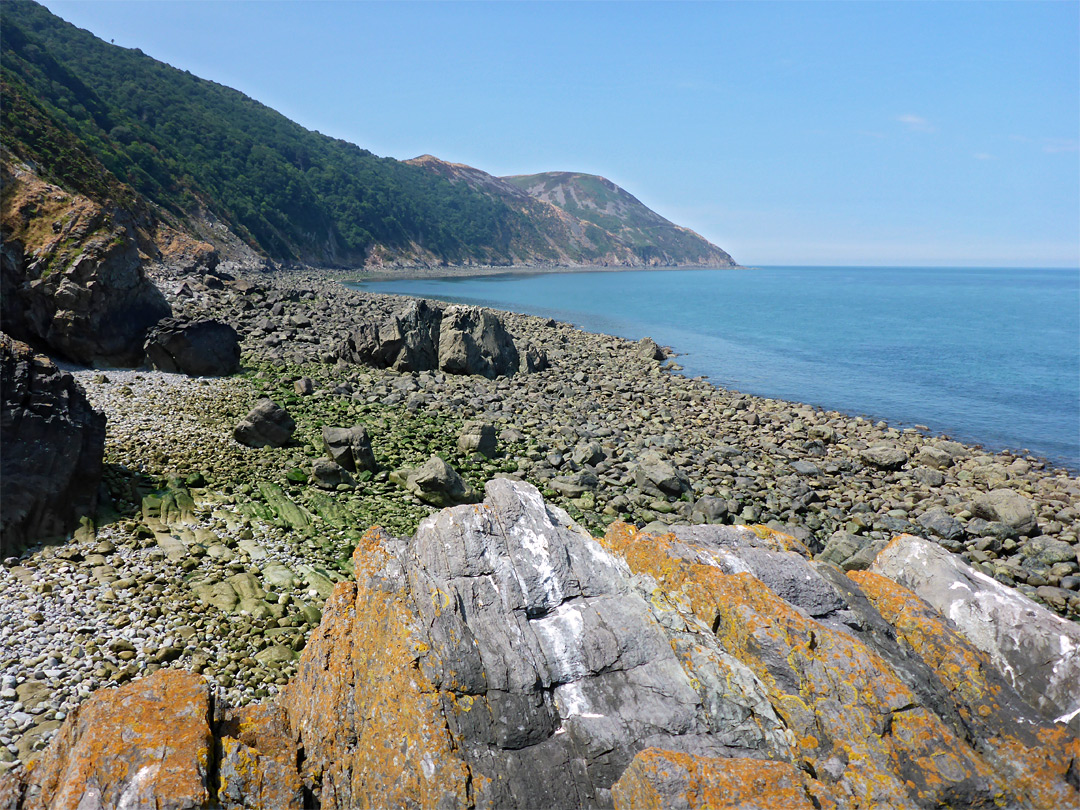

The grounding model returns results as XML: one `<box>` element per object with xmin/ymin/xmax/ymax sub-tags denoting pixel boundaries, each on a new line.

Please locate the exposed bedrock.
<box><xmin>9</xmin><ymin>481</ymin><xmax>1078</xmax><ymax>809</ymax></box>
<box><xmin>0</xmin><ymin>334</ymin><xmax>105</xmax><ymax>557</ymax></box>
<box><xmin>336</xmin><ymin>298</ymin><xmax>544</xmax><ymax>378</ymax></box>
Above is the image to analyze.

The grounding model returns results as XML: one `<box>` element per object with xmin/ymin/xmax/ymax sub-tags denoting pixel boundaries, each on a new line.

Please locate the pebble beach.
<box><xmin>2</xmin><ymin>265</ymin><xmax>1077</xmax><ymax>772</ymax></box>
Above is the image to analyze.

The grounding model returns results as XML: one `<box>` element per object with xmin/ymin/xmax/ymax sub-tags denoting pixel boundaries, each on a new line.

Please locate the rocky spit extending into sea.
<box><xmin>1</xmin><ymin>263</ymin><xmax>1078</xmax><ymax>808</ymax></box>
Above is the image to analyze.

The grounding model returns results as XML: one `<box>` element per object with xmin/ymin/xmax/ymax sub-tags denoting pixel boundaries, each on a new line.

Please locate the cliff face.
<box><xmin>503</xmin><ymin>171</ymin><xmax>737</xmax><ymax>268</ymax></box>
<box><xmin>11</xmin><ymin>480</ymin><xmax>1077</xmax><ymax>809</ymax></box>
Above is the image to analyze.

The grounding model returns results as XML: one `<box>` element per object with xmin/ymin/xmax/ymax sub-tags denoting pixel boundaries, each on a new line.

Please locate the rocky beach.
<box><xmin>1</xmin><ymin>263</ymin><xmax>1078</xmax><ymax>808</ymax></box>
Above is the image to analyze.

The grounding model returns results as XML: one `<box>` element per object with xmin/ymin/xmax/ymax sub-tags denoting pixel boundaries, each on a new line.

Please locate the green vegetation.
<box><xmin>1</xmin><ymin>0</ymin><xmax>544</xmax><ymax>265</ymax></box>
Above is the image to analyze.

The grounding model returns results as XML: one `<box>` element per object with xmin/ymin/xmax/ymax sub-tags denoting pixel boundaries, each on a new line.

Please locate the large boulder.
<box><xmin>972</xmin><ymin>489</ymin><xmax>1038</xmax><ymax>537</ymax></box>
<box><xmin>233</xmin><ymin>400</ymin><xmax>295</xmax><ymax>448</ymax></box>
<box><xmin>143</xmin><ymin>318</ymin><xmax>241</xmax><ymax>377</ymax></box>
<box><xmin>337</xmin><ymin>299</ymin><xmax>530</xmax><ymax>378</ymax></box>
<box><xmin>0</xmin><ymin>334</ymin><xmax>105</xmax><ymax>556</ymax></box>
<box><xmin>337</xmin><ymin>298</ymin><xmax>443</xmax><ymax>372</ymax></box>
<box><xmin>868</xmin><ymin>533</ymin><xmax>1080</xmax><ymax>729</ymax></box>
<box><xmin>438</xmin><ymin>305</ymin><xmax>519</xmax><ymax>378</ymax></box>
<box><xmin>859</xmin><ymin>445</ymin><xmax>908</xmax><ymax>471</ymax></box>
<box><xmin>457</xmin><ymin>421</ymin><xmax>497</xmax><ymax>457</ymax></box>
<box><xmin>632</xmin><ymin>450</ymin><xmax>692</xmax><ymax>497</ymax></box>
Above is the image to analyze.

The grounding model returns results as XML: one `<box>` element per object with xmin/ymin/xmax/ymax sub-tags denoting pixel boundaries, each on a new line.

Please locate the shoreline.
<box><xmin>346</xmin><ymin>262</ymin><xmax>743</xmax><ymax>283</ymax></box>
<box><xmin>341</xmin><ymin>267</ymin><xmax>1078</xmax><ymax>476</ymax></box>
<box><xmin>1</xmin><ymin>261</ymin><xmax>1076</xmax><ymax>774</ymax></box>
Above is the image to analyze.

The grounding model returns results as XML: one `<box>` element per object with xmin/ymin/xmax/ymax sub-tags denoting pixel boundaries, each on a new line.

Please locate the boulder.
<box><xmin>972</xmin><ymin>489</ymin><xmax>1038</xmax><ymax>537</ymax></box>
<box><xmin>859</xmin><ymin>445</ymin><xmax>908</xmax><ymax>470</ymax></box>
<box><xmin>916</xmin><ymin>446</ymin><xmax>953</xmax><ymax>470</ymax></box>
<box><xmin>637</xmin><ymin>336</ymin><xmax>665</xmax><ymax>361</ymax></box>
<box><xmin>457</xmin><ymin>421</ymin><xmax>497</xmax><ymax>457</ymax></box>
<box><xmin>0</xmin><ymin>335</ymin><xmax>105</xmax><ymax>556</ymax></box>
<box><xmin>632</xmin><ymin>450</ymin><xmax>692</xmax><ymax>497</ymax></box>
<box><xmin>438</xmin><ymin>305</ymin><xmax>519</xmax><ymax>378</ymax></box>
<box><xmin>321</xmin><ymin>425</ymin><xmax>376</xmax><ymax>472</ymax></box>
<box><xmin>143</xmin><ymin>318</ymin><xmax>241</xmax><ymax>377</ymax></box>
<box><xmin>915</xmin><ymin>506</ymin><xmax>964</xmax><ymax>541</ymax></box>
<box><xmin>19</xmin><ymin>670</ymin><xmax>215</xmax><ymax>809</ymax></box>
<box><xmin>312</xmin><ymin>459</ymin><xmax>354</xmax><ymax>490</ymax></box>
<box><xmin>403</xmin><ymin>456</ymin><xmax>479</xmax><ymax>507</ymax></box>
<box><xmin>233</xmin><ymin>400</ymin><xmax>295</xmax><ymax>448</ymax></box>
<box><xmin>570</xmin><ymin>441</ymin><xmax>604</xmax><ymax>467</ymax></box>
<box><xmin>869</xmin><ymin>533</ymin><xmax>1080</xmax><ymax>730</ymax></box>
<box><xmin>337</xmin><ymin>298</ymin><xmax>443</xmax><ymax>372</ymax></box>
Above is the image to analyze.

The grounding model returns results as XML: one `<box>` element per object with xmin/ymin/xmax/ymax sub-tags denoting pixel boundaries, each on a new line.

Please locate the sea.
<box><xmin>351</xmin><ymin>266</ymin><xmax>1080</xmax><ymax>473</ymax></box>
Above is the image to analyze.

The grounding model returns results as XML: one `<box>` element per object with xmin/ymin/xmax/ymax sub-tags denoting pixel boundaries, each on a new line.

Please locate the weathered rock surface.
<box><xmin>10</xmin><ymin>483</ymin><xmax>1078</xmax><ymax>809</ymax></box>
<box><xmin>869</xmin><ymin>533</ymin><xmax>1080</xmax><ymax>729</ymax></box>
<box><xmin>859</xmin><ymin>444</ymin><xmax>908</xmax><ymax>470</ymax></box>
<box><xmin>0</xmin><ymin>335</ymin><xmax>105</xmax><ymax>556</ymax></box>
<box><xmin>972</xmin><ymin>488</ymin><xmax>1039</xmax><ymax>537</ymax></box>
<box><xmin>233</xmin><ymin>399</ymin><xmax>296</xmax><ymax>448</ymax></box>
<box><xmin>1</xmin><ymin>161</ymin><xmax>172</xmax><ymax>367</ymax></box>
<box><xmin>337</xmin><ymin>298</ymin><xmax>531</xmax><ymax>378</ymax></box>
<box><xmin>457</xmin><ymin>420</ymin><xmax>498</xmax><ymax>457</ymax></box>
<box><xmin>321</xmin><ymin>425</ymin><xmax>376</xmax><ymax>472</ymax></box>
<box><xmin>143</xmin><ymin>317</ymin><xmax>240</xmax><ymax>377</ymax></box>
<box><xmin>402</xmin><ymin>455</ymin><xmax>479</xmax><ymax>507</ymax></box>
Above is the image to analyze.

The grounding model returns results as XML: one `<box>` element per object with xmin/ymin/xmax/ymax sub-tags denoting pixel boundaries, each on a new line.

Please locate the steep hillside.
<box><xmin>1</xmin><ymin>0</ymin><xmax>737</xmax><ymax>270</ymax></box>
<box><xmin>504</xmin><ymin>171</ymin><xmax>737</xmax><ymax>267</ymax></box>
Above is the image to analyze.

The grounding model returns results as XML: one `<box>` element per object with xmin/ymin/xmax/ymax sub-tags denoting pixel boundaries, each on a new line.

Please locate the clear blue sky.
<box><xmin>38</xmin><ymin>1</ymin><xmax>1080</xmax><ymax>267</ymax></box>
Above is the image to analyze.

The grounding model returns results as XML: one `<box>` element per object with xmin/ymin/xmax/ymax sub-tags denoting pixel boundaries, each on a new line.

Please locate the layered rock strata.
<box><xmin>11</xmin><ymin>481</ymin><xmax>1075</xmax><ymax>809</ymax></box>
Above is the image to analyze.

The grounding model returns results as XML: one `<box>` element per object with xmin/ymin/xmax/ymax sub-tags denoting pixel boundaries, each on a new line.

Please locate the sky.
<box><xmin>37</xmin><ymin>0</ymin><xmax>1080</xmax><ymax>268</ymax></box>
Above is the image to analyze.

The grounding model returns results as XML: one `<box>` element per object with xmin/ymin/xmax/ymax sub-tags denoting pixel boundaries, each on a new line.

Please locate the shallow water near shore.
<box><xmin>353</xmin><ymin>266</ymin><xmax>1080</xmax><ymax>472</ymax></box>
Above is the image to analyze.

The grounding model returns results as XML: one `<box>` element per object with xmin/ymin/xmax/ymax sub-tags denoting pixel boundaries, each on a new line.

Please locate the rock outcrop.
<box><xmin>143</xmin><ymin>318</ymin><xmax>241</xmax><ymax>377</ymax></box>
<box><xmin>338</xmin><ymin>299</ymin><xmax>532</xmax><ymax>378</ymax></box>
<box><xmin>10</xmin><ymin>482</ymin><xmax>1078</xmax><ymax>809</ymax></box>
<box><xmin>0</xmin><ymin>335</ymin><xmax>105</xmax><ymax>556</ymax></box>
<box><xmin>1</xmin><ymin>161</ymin><xmax>171</xmax><ymax>367</ymax></box>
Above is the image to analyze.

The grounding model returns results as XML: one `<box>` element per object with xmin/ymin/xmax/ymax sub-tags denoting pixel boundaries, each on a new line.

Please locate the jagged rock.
<box><xmin>293</xmin><ymin>376</ymin><xmax>313</xmax><ymax>395</ymax></box>
<box><xmin>18</xmin><ymin>670</ymin><xmax>215</xmax><ymax>809</ymax></box>
<box><xmin>632</xmin><ymin>450</ymin><xmax>691</xmax><ymax>497</ymax></box>
<box><xmin>321</xmin><ymin>425</ymin><xmax>376</xmax><ymax>472</ymax></box>
<box><xmin>143</xmin><ymin>318</ymin><xmax>240</xmax><ymax>377</ymax></box>
<box><xmin>457</xmin><ymin>421</ymin><xmax>497</xmax><ymax>457</ymax></box>
<box><xmin>858</xmin><ymin>444</ymin><xmax>908</xmax><ymax>470</ymax></box>
<box><xmin>233</xmin><ymin>399</ymin><xmax>295</xmax><ymax>448</ymax></box>
<box><xmin>337</xmin><ymin>299</ymin><xmax>532</xmax><ymax>378</ymax></box>
<box><xmin>403</xmin><ymin>456</ymin><xmax>479</xmax><ymax>507</ymax></box>
<box><xmin>1</xmin><ymin>162</ymin><xmax>171</xmax><ymax>366</ymax></box>
<box><xmin>868</xmin><ymin>533</ymin><xmax>1080</xmax><ymax>730</ymax></box>
<box><xmin>570</xmin><ymin>441</ymin><xmax>605</xmax><ymax>467</ymax></box>
<box><xmin>337</xmin><ymin>298</ymin><xmax>443</xmax><ymax>372</ymax></box>
<box><xmin>972</xmin><ymin>489</ymin><xmax>1038</xmax><ymax>537</ymax></box>
<box><xmin>438</xmin><ymin>305</ymin><xmax>519</xmax><ymax>378</ymax></box>
<box><xmin>217</xmin><ymin>704</ymin><xmax>303</xmax><ymax>809</ymax></box>
<box><xmin>0</xmin><ymin>335</ymin><xmax>105</xmax><ymax>556</ymax></box>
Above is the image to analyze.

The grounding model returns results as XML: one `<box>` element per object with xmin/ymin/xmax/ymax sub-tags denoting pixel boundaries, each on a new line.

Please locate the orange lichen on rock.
<box><xmin>279</xmin><ymin>527</ymin><xmax>477</xmax><ymax>810</ymax></box>
<box><xmin>850</xmin><ymin>570</ymin><xmax>1080</xmax><ymax>809</ymax></box>
<box><xmin>611</xmin><ymin>748</ymin><xmax>837</xmax><ymax>810</ymax></box>
<box><xmin>218</xmin><ymin>703</ymin><xmax>303</xmax><ymax>810</ymax></box>
<box><xmin>20</xmin><ymin>669</ymin><xmax>213</xmax><ymax>810</ymax></box>
<box><xmin>601</xmin><ymin>522</ymin><xmax>1002</xmax><ymax>809</ymax></box>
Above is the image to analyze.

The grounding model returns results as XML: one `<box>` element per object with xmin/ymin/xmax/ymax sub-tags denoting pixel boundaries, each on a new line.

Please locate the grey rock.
<box><xmin>916</xmin><ymin>446</ymin><xmax>953</xmax><ymax>470</ymax></box>
<box><xmin>972</xmin><ymin>489</ymin><xmax>1038</xmax><ymax>537</ymax></box>
<box><xmin>916</xmin><ymin>507</ymin><xmax>964</xmax><ymax>541</ymax></box>
<box><xmin>321</xmin><ymin>425</ymin><xmax>376</xmax><ymax>472</ymax></box>
<box><xmin>294</xmin><ymin>376</ymin><xmax>314</xmax><ymax>395</ymax></box>
<box><xmin>912</xmin><ymin>467</ymin><xmax>945</xmax><ymax>487</ymax></box>
<box><xmin>871</xmin><ymin>534</ymin><xmax>1080</xmax><ymax>729</ymax></box>
<box><xmin>338</xmin><ymin>297</ymin><xmax>443</xmax><ymax>372</ymax></box>
<box><xmin>0</xmin><ymin>335</ymin><xmax>105</xmax><ymax>556</ymax></box>
<box><xmin>143</xmin><ymin>318</ymin><xmax>241</xmax><ymax>377</ymax></box>
<box><xmin>233</xmin><ymin>399</ymin><xmax>296</xmax><ymax>448</ymax></box>
<box><xmin>458</xmin><ymin>421</ymin><xmax>498</xmax><ymax>458</ymax></box>
<box><xmin>312</xmin><ymin>459</ymin><xmax>353</xmax><ymax>490</ymax></box>
<box><xmin>637</xmin><ymin>337</ymin><xmax>665</xmax><ymax>361</ymax></box>
<box><xmin>438</xmin><ymin>305</ymin><xmax>520</xmax><ymax>378</ymax></box>
<box><xmin>405</xmin><ymin>456</ymin><xmax>479</xmax><ymax>507</ymax></box>
<box><xmin>570</xmin><ymin>441</ymin><xmax>605</xmax><ymax>468</ymax></box>
<box><xmin>632</xmin><ymin>451</ymin><xmax>691</xmax><ymax>497</ymax></box>
<box><xmin>690</xmin><ymin>496</ymin><xmax>728</xmax><ymax>524</ymax></box>
<box><xmin>790</xmin><ymin>460</ymin><xmax>820</xmax><ymax>475</ymax></box>
<box><xmin>818</xmin><ymin>532</ymin><xmax>873</xmax><ymax>570</ymax></box>
<box><xmin>859</xmin><ymin>445</ymin><xmax>908</xmax><ymax>470</ymax></box>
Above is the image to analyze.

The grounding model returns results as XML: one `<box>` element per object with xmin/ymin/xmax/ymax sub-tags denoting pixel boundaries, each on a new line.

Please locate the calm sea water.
<box><xmin>353</xmin><ymin>266</ymin><xmax>1080</xmax><ymax>472</ymax></box>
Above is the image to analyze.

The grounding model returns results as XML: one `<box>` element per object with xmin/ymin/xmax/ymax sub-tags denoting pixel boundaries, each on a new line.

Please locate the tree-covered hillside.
<box><xmin>1</xmin><ymin>0</ymin><xmax>550</xmax><ymax>265</ymax></box>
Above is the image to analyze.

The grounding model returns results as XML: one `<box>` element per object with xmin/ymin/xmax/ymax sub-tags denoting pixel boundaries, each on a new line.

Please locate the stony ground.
<box><xmin>1</xmin><ymin>265</ymin><xmax>1077</xmax><ymax>773</ymax></box>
